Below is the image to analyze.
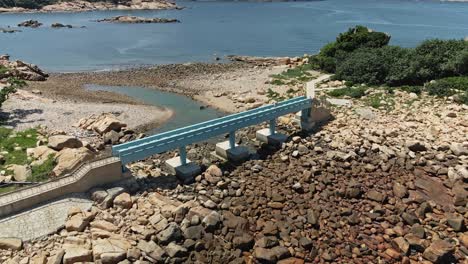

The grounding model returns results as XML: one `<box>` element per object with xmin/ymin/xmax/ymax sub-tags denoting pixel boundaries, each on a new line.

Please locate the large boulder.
<box><xmin>92</xmin><ymin>115</ymin><xmax>127</xmax><ymax>135</ymax></box>
<box><xmin>113</xmin><ymin>192</ymin><xmax>132</xmax><ymax>209</ymax></box>
<box><xmin>48</xmin><ymin>135</ymin><xmax>83</xmax><ymax>151</ymax></box>
<box><xmin>0</xmin><ymin>56</ymin><xmax>48</xmax><ymax>81</ymax></box>
<box><xmin>92</xmin><ymin>238</ymin><xmax>131</xmax><ymax>261</ymax></box>
<box><xmin>0</xmin><ymin>238</ymin><xmax>22</xmax><ymax>250</ymax></box>
<box><xmin>63</xmin><ymin>247</ymin><xmax>93</xmax><ymax>264</ymax></box>
<box><xmin>27</xmin><ymin>145</ymin><xmax>57</xmax><ymax>165</ymax></box>
<box><xmin>76</xmin><ymin>113</ymin><xmax>127</xmax><ymax>135</ymax></box>
<box><xmin>7</xmin><ymin>164</ymin><xmax>31</xmax><ymax>182</ymax></box>
<box><xmin>53</xmin><ymin>147</ymin><xmax>94</xmax><ymax>176</ymax></box>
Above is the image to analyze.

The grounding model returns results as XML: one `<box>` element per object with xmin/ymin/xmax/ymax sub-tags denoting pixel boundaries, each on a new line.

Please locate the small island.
<box><xmin>95</xmin><ymin>16</ymin><xmax>180</xmax><ymax>24</ymax></box>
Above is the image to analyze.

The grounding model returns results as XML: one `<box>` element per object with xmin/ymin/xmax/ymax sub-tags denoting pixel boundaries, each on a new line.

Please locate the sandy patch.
<box><xmin>1</xmin><ymin>90</ymin><xmax>173</xmax><ymax>135</ymax></box>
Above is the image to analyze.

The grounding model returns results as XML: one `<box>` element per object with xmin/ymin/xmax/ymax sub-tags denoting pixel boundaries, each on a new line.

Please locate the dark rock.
<box><xmin>306</xmin><ymin>210</ymin><xmax>319</xmax><ymax>226</ymax></box>
<box><xmin>401</xmin><ymin>212</ymin><xmax>419</xmax><ymax>225</ymax></box>
<box><xmin>367</xmin><ymin>190</ymin><xmax>386</xmax><ymax>203</ymax></box>
<box><xmin>406</xmin><ymin>141</ymin><xmax>427</xmax><ymax>152</ymax></box>
<box><xmin>183</xmin><ymin>225</ymin><xmax>204</xmax><ymax>240</ymax></box>
<box><xmin>156</xmin><ymin>223</ymin><xmax>182</xmax><ymax>244</ymax></box>
<box><xmin>255</xmin><ymin>236</ymin><xmax>279</xmax><ymax>248</ymax></box>
<box><xmin>447</xmin><ymin>216</ymin><xmax>465</xmax><ymax>232</ymax></box>
<box><xmin>232</xmin><ymin>233</ymin><xmax>254</xmax><ymax>251</ymax></box>
<box><xmin>18</xmin><ymin>20</ymin><xmax>42</xmax><ymax>28</ymax></box>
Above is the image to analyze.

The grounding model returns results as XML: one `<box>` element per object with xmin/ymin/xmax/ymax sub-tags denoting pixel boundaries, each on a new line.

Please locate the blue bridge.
<box><xmin>112</xmin><ymin>96</ymin><xmax>314</xmax><ymax>179</ymax></box>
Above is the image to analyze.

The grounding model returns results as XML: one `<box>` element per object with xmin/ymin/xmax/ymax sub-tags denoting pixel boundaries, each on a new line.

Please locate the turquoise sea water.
<box><xmin>0</xmin><ymin>0</ymin><xmax>467</xmax><ymax>72</ymax></box>
<box><xmin>85</xmin><ymin>84</ymin><xmax>224</xmax><ymax>133</ymax></box>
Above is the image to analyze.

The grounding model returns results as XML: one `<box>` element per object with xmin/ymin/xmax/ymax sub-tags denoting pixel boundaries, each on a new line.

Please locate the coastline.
<box><xmin>24</xmin><ymin>62</ymin><xmax>294</xmax><ymax>114</ymax></box>
<box><xmin>0</xmin><ymin>0</ymin><xmax>181</xmax><ymax>14</ymax></box>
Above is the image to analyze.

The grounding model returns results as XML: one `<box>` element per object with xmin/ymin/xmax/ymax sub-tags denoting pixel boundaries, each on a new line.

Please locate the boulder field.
<box><xmin>0</xmin><ymin>92</ymin><xmax>467</xmax><ymax>263</ymax></box>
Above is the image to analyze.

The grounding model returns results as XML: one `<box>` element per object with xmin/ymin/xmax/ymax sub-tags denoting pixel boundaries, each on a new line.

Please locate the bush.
<box><xmin>425</xmin><ymin>76</ymin><xmax>468</xmax><ymax>97</ymax></box>
<box><xmin>335</xmin><ymin>25</ymin><xmax>390</xmax><ymax>52</ymax></box>
<box><xmin>315</xmin><ymin>27</ymin><xmax>468</xmax><ymax>89</ymax></box>
<box><xmin>413</xmin><ymin>39</ymin><xmax>468</xmax><ymax>81</ymax></box>
<box><xmin>315</xmin><ymin>25</ymin><xmax>390</xmax><ymax>73</ymax></box>
<box><xmin>334</xmin><ymin>46</ymin><xmax>409</xmax><ymax>85</ymax></box>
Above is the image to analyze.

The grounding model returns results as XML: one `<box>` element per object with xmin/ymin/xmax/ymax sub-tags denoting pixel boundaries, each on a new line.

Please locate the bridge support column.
<box><xmin>295</xmin><ymin>78</ymin><xmax>332</xmax><ymax>132</ymax></box>
<box><xmin>165</xmin><ymin>146</ymin><xmax>201</xmax><ymax>184</ymax></box>
<box><xmin>215</xmin><ymin>131</ymin><xmax>250</xmax><ymax>162</ymax></box>
<box><xmin>256</xmin><ymin>119</ymin><xmax>287</xmax><ymax>146</ymax></box>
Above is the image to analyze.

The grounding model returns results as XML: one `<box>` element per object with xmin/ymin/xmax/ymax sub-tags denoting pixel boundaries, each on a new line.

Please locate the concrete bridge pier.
<box><xmin>295</xmin><ymin>75</ymin><xmax>332</xmax><ymax>131</ymax></box>
<box><xmin>256</xmin><ymin>118</ymin><xmax>288</xmax><ymax>146</ymax></box>
<box><xmin>165</xmin><ymin>146</ymin><xmax>201</xmax><ymax>184</ymax></box>
<box><xmin>214</xmin><ymin>131</ymin><xmax>250</xmax><ymax>162</ymax></box>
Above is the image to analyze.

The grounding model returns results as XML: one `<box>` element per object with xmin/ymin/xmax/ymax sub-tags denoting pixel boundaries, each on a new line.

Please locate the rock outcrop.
<box><xmin>0</xmin><ymin>55</ymin><xmax>48</xmax><ymax>81</ymax></box>
<box><xmin>52</xmin><ymin>147</ymin><xmax>95</xmax><ymax>176</ymax></box>
<box><xmin>51</xmin><ymin>23</ymin><xmax>73</xmax><ymax>28</ymax></box>
<box><xmin>95</xmin><ymin>15</ymin><xmax>180</xmax><ymax>23</ymax></box>
<box><xmin>17</xmin><ymin>20</ymin><xmax>42</xmax><ymax>28</ymax></box>
<box><xmin>47</xmin><ymin>135</ymin><xmax>83</xmax><ymax>151</ymax></box>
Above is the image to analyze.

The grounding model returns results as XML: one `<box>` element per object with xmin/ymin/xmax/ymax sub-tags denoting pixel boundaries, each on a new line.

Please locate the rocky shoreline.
<box><xmin>95</xmin><ymin>16</ymin><xmax>180</xmax><ymax>24</ymax></box>
<box><xmin>0</xmin><ymin>0</ymin><xmax>180</xmax><ymax>13</ymax></box>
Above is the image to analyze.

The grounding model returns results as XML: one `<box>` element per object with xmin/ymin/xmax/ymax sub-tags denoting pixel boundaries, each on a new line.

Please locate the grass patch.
<box><xmin>29</xmin><ymin>155</ymin><xmax>55</xmax><ymax>182</ymax></box>
<box><xmin>0</xmin><ymin>185</ymin><xmax>18</xmax><ymax>194</ymax></box>
<box><xmin>270</xmin><ymin>63</ymin><xmax>317</xmax><ymax>85</ymax></box>
<box><xmin>426</xmin><ymin>76</ymin><xmax>468</xmax><ymax>98</ymax></box>
<box><xmin>0</xmin><ymin>65</ymin><xmax>9</xmax><ymax>75</ymax></box>
<box><xmin>266</xmin><ymin>88</ymin><xmax>287</xmax><ymax>102</ymax></box>
<box><xmin>0</xmin><ymin>127</ymin><xmax>54</xmax><ymax>183</ymax></box>
<box><xmin>365</xmin><ymin>92</ymin><xmax>395</xmax><ymax>111</ymax></box>
<box><xmin>0</xmin><ymin>127</ymin><xmax>38</xmax><ymax>167</ymax></box>
<box><xmin>327</xmin><ymin>87</ymin><xmax>368</xmax><ymax>99</ymax></box>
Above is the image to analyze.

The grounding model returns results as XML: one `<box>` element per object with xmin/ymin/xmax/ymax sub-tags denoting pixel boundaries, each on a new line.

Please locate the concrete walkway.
<box><xmin>0</xmin><ymin>193</ymin><xmax>92</xmax><ymax>241</ymax></box>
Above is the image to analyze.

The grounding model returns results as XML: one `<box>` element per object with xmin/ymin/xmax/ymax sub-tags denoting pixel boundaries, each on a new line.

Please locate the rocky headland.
<box><xmin>0</xmin><ymin>0</ymin><xmax>180</xmax><ymax>13</ymax></box>
<box><xmin>95</xmin><ymin>16</ymin><xmax>180</xmax><ymax>24</ymax></box>
<box><xmin>0</xmin><ymin>55</ymin><xmax>48</xmax><ymax>81</ymax></box>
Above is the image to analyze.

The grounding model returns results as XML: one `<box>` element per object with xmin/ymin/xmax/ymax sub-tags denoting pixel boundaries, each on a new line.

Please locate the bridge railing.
<box><xmin>113</xmin><ymin>96</ymin><xmax>312</xmax><ymax>165</ymax></box>
<box><xmin>112</xmin><ymin>96</ymin><xmax>306</xmax><ymax>155</ymax></box>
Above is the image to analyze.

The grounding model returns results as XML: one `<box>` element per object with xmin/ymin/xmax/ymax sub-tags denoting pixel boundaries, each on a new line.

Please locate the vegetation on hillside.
<box><xmin>308</xmin><ymin>25</ymin><xmax>468</xmax><ymax>103</ymax></box>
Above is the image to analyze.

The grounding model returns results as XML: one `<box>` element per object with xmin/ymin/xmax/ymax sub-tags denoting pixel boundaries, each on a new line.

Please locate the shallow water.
<box><xmin>85</xmin><ymin>84</ymin><xmax>224</xmax><ymax>133</ymax></box>
<box><xmin>1</xmin><ymin>0</ymin><xmax>468</xmax><ymax>72</ymax></box>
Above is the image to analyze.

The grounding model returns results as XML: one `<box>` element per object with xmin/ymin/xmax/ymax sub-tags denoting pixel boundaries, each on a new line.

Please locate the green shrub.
<box><xmin>327</xmin><ymin>87</ymin><xmax>368</xmax><ymax>98</ymax></box>
<box><xmin>425</xmin><ymin>76</ymin><xmax>468</xmax><ymax>97</ymax></box>
<box><xmin>413</xmin><ymin>39</ymin><xmax>468</xmax><ymax>81</ymax></box>
<box><xmin>335</xmin><ymin>47</ymin><xmax>392</xmax><ymax>85</ymax></box>
<box><xmin>335</xmin><ymin>25</ymin><xmax>390</xmax><ymax>52</ymax></box>
<box><xmin>315</xmin><ymin>25</ymin><xmax>390</xmax><ymax>73</ymax></box>
<box><xmin>315</xmin><ymin>27</ymin><xmax>468</xmax><ymax>89</ymax></box>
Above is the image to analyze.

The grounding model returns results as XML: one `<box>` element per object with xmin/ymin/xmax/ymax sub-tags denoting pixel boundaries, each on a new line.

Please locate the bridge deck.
<box><xmin>113</xmin><ymin>96</ymin><xmax>312</xmax><ymax>165</ymax></box>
